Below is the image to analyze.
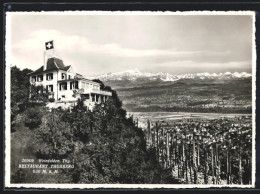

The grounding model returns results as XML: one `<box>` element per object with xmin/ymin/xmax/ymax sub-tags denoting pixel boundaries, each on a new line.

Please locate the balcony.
<box><xmin>82</xmin><ymin>88</ymin><xmax>112</xmax><ymax>96</ymax></box>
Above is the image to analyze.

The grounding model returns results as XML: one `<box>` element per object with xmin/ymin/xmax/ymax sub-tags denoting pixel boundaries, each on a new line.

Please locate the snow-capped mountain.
<box><xmin>88</xmin><ymin>69</ymin><xmax>251</xmax><ymax>82</ymax></box>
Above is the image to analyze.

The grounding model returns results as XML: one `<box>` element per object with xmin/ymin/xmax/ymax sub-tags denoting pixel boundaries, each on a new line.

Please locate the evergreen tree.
<box><xmin>11</xmin><ymin>66</ymin><xmax>32</xmax><ymax>121</ymax></box>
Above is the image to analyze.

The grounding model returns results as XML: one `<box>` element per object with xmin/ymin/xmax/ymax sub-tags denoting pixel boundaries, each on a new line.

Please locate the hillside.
<box><xmin>10</xmin><ymin>66</ymin><xmax>176</xmax><ymax>184</ymax></box>
<box><xmin>9</xmin><ymin>66</ymin><xmax>253</xmax><ymax>185</ymax></box>
<box><xmin>102</xmin><ymin>77</ymin><xmax>252</xmax><ymax>113</ymax></box>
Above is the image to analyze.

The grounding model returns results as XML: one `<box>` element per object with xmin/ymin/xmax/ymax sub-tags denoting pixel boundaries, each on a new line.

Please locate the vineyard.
<box><xmin>143</xmin><ymin>116</ymin><xmax>252</xmax><ymax>185</ymax></box>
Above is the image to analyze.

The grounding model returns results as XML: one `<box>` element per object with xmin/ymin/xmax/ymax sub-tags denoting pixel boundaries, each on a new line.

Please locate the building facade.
<box><xmin>28</xmin><ymin>57</ymin><xmax>112</xmax><ymax>104</ymax></box>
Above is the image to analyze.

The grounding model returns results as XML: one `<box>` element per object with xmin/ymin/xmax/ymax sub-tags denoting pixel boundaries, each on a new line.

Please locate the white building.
<box><xmin>28</xmin><ymin>56</ymin><xmax>112</xmax><ymax>104</ymax></box>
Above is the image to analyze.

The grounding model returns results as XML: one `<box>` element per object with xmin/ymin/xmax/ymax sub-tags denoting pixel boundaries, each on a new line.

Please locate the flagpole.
<box><xmin>43</xmin><ymin>50</ymin><xmax>46</xmax><ymax>70</ymax></box>
<box><xmin>53</xmin><ymin>40</ymin><xmax>54</xmax><ymax>56</ymax></box>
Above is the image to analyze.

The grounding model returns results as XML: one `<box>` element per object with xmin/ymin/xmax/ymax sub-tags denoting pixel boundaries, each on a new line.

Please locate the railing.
<box><xmin>99</xmin><ymin>90</ymin><xmax>112</xmax><ymax>96</ymax></box>
<box><xmin>82</xmin><ymin>88</ymin><xmax>112</xmax><ymax>96</ymax></box>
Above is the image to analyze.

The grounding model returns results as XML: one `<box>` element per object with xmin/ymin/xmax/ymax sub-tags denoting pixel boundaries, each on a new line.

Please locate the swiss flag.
<box><xmin>45</xmin><ymin>41</ymin><xmax>54</xmax><ymax>50</ymax></box>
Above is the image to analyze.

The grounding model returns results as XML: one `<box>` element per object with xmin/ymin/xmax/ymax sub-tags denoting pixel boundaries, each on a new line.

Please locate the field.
<box><xmin>105</xmin><ymin>78</ymin><xmax>252</xmax><ymax>113</ymax></box>
<box><xmin>128</xmin><ymin>111</ymin><xmax>251</xmax><ymax>128</ymax></box>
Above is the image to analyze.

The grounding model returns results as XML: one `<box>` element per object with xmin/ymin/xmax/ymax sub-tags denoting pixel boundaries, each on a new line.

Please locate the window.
<box><xmin>83</xmin><ymin>94</ymin><xmax>90</xmax><ymax>99</ymax></box>
<box><xmin>82</xmin><ymin>82</ymin><xmax>86</xmax><ymax>88</ymax></box>
<box><xmin>37</xmin><ymin>75</ymin><xmax>43</xmax><ymax>82</ymax></box>
<box><xmin>60</xmin><ymin>82</ymin><xmax>67</xmax><ymax>91</ymax></box>
<box><xmin>61</xmin><ymin>73</ymin><xmax>67</xmax><ymax>80</ymax></box>
<box><xmin>75</xmin><ymin>81</ymin><xmax>78</xmax><ymax>89</ymax></box>
<box><xmin>68</xmin><ymin>75</ymin><xmax>71</xmax><ymax>79</ymax></box>
<box><xmin>46</xmin><ymin>73</ymin><xmax>53</xmax><ymax>80</ymax></box>
<box><xmin>70</xmin><ymin>81</ymin><xmax>78</xmax><ymax>90</ymax></box>
<box><xmin>31</xmin><ymin>76</ymin><xmax>36</xmax><ymax>82</ymax></box>
<box><xmin>47</xmin><ymin>85</ymin><xmax>53</xmax><ymax>92</ymax></box>
<box><xmin>62</xmin><ymin>95</ymin><xmax>66</xmax><ymax>98</ymax></box>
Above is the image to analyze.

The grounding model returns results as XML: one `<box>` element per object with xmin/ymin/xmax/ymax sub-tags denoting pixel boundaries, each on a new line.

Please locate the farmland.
<box><xmin>105</xmin><ymin>78</ymin><xmax>252</xmax><ymax>113</ymax></box>
<box><xmin>128</xmin><ymin>111</ymin><xmax>251</xmax><ymax>128</ymax></box>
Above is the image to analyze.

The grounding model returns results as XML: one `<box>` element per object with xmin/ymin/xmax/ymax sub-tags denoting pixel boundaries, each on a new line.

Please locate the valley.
<box><xmin>104</xmin><ymin>78</ymin><xmax>252</xmax><ymax>114</ymax></box>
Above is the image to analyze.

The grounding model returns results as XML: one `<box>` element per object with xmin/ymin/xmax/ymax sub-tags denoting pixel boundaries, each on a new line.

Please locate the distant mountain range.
<box><xmin>88</xmin><ymin>69</ymin><xmax>252</xmax><ymax>82</ymax></box>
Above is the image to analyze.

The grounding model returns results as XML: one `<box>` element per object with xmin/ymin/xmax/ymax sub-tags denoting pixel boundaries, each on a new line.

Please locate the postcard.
<box><xmin>4</xmin><ymin>11</ymin><xmax>256</xmax><ymax>189</ymax></box>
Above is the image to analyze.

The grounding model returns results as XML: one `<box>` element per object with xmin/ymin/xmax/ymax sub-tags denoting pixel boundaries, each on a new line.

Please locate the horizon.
<box><xmin>7</xmin><ymin>12</ymin><xmax>254</xmax><ymax>75</ymax></box>
<box><xmin>11</xmin><ymin>63</ymin><xmax>252</xmax><ymax>77</ymax></box>
<box><xmin>87</xmin><ymin>67</ymin><xmax>252</xmax><ymax>76</ymax></box>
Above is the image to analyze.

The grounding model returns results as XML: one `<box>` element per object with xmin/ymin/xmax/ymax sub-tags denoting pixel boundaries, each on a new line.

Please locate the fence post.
<box><xmin>166</xmin><ymin>132</ymin><xmax>170</xmax><ymax>168</ymax></box>
<box><xmin>156</xmin><ymin>122</ymin><xmax>159</xmax><ymax>162</ymax></box>
<box><xmin>211</xmin><ymin>145</ymin><xmax>215</xmax><ymax>184</ymax></box>
<box><xmin>161</xmin><ymin>127</ymin><xmax>165</xmax><ymax>168</ymax></box>
<box><xmin>204</xmin><ymin>143</ymin><xmax>209</xmax><ymax>184</ymax></box>
<box><xmin>193</xmin><ymin>140</ymin><xmax>197</xmax><ymax>184</ymax></box>
<box><xmin>147</xmin><ymin>119</ymin><xmax>151</xmax><ymax>146</ymax></box>
<box><xmin>227</xmin><ymin>145</ymin><xmax>230</xmax><ymax>184</ymax></box>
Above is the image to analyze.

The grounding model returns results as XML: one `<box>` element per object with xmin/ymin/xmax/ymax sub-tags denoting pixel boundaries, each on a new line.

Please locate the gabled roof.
<box><xmin>30</xmin><ymin>66</ymin><xmax>44</xmax><ymax>75</ymax></box>
<box><xmin>62</xmin><ymin>66</ymin><xmax>71</xmax><ymax>71</ymax></box>
<box><xmin>28</xmin><ymin>57</ymin><xmax>71</xmax><ymax>75</ymax></box>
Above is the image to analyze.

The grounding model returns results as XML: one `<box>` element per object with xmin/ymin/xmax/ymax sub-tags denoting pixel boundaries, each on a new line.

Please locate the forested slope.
<box><xmin>10</xmin><ymin>66</ymin><xmax>175</xmax><ymax>184</ymax></box>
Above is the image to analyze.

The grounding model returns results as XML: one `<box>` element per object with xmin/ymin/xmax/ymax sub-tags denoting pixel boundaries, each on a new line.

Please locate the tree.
<box><xmin>29</xmin><ymin>84</ymin><xmax>49</xmax><ymax>102</ymax></box>
<box><xmin>35</xmin><ymin>109</ymin><xmax>75</xmax><ymax>159</ymax></box>
<box><xmin>24</xmin><ymin>107</ymin><xmax>44</xmax><ymax>130</ymax></box>
<box><xmin>30</xmin><ymin>90</ymin><xmax>170</xmax><ymax>183</ymax></box>
<box><xmin>11</xmin><ymin>66</ymin><xmax>32</xmax><ymax>121</ymax></box>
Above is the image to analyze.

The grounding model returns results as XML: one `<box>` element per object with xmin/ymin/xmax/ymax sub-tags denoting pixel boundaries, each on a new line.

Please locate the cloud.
<box><xmin>11</xmin><ymin>29</ymin><xmax>231</xmax><ymax>64</ymax></box>
<box><xmin>145</xmin><ymin>60</ymin><xmax>252</xmax><ymax>74</ymax></box>
<box><xmin>13</xmin><ymin>29</ymin><xmax>200</xmax><ymax>57</ymax></box>
<box><xmin>10</xmin><ymin>27</ymin><xmax>252</xmax><ymax>75</ymax></box>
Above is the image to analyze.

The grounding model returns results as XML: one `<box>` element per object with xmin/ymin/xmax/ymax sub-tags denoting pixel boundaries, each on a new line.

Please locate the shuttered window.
<box><xmin>60</xmin><ymin>82</ymin><xmax>67</xmax><ymax>90</ymax></box>
<box><xmin>70</xmin><ymin>81</ymin><xmax>78</xmax><ymax>90</ymax></box>
<box><xmin>47</xmin><ymin>85</ymin><xmax>53</xmax><ymax>92</ymax></box>
<box><xmin>61</xmin><ymin>73</ymin><xmax>66</xmax><ymax>80</ymax></box>
<box><xmin>46</xmin><ymin>73</ymin><xmax>53</xmax><ymax>80</ymax></box>
<box><xmin>37</xmin><ymin>75</ymin><xmax>43</xmax><ymax>82</ymax></box>
<box><xmin>32</xmin><ymin>76</ymin><xmax>36</xmax><ymax>82</ymax></box>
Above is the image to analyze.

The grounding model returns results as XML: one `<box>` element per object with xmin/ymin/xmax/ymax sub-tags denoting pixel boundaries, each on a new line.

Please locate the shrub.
<box><xmin>49</xmin><ymin>98</ymin><xmax>55</xmax><ymax>102</ymax></box>
<box><xmin>24</xmin><ymin>107</ymin><xmax>43</xmax><ymax>130</ymax></box>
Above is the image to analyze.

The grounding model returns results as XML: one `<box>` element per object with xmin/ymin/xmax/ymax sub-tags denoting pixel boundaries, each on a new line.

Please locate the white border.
<box><xmin>5</xmin><ymin>11</ymin><xmax>11</xmax><ymax>189</ymax></box>
<box><xmin>251</xmin><ymin>10</ymin><xmax>256</xmax><ymax>189</ymax></box>
<box><xmin>5</xmin><ymin>11</ymin><xmax>256</xmax><ymax>189</ymax></box>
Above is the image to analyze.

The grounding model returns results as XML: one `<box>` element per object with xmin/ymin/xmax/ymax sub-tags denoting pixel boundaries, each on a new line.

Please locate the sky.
<box><xmin>7</xmin><ymin>12</ymin><xmax>254</xmax><ymax>75</ymax></box>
